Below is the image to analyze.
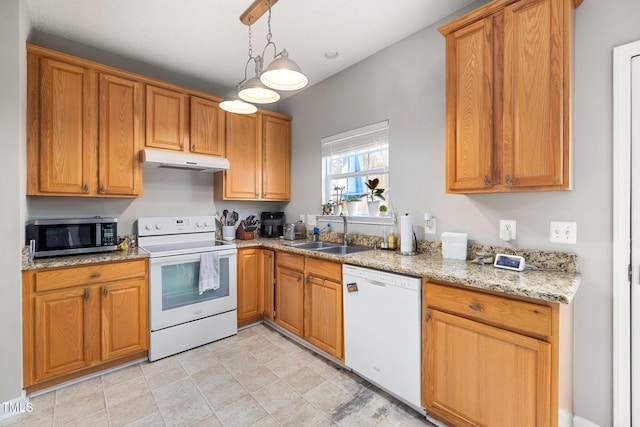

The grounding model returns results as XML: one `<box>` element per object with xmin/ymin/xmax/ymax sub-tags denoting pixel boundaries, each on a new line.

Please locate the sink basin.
<box><xmin>316</xmin><ymin>245</ymin><xmax>373</xmax><ymax>256</ymax></box>
<box><xmin>288</xmin><ymin>241</ymin><xmax>341</xmax><ymax>250</ymax></box>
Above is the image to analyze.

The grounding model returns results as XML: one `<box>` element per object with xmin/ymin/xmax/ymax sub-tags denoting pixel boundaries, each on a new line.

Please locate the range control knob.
<box><xmin>155</xmin><ymin>224</ymin><xmax>163</xmax><ymax>230</ymax></box>
<box><xmin>196</xmin><ymin>222</ymin><xmax>203</xmax><ymax>228</ymax></box>
<box><xmin>204</xmin><ymin>221</ymin><xmax>212</xmax><ymax>228</ymax></box>
<box><xmin>145</xmin><ymin>224</ymin><xmax>153</xmax><ymax>231</ymax></box>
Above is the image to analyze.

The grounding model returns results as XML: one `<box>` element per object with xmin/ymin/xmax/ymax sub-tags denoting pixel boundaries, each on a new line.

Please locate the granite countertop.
<box><xmin>235</xmin><ymin>238</ymin><xmax>581</xmax><ymax>304</ymax></box>
<box><xmin>21</xmin><ymin>247</ymin><xmax>149</xmax><ymax>271</ymax></box>
<box><xmin>21</xmin><ymin>237</ymin><xmax>581</xmax><ymax>304</ymax></box>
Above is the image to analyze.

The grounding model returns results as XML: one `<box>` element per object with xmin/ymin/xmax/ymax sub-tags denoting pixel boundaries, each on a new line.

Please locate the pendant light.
<box><xmin>260</xmin><ymin>0</ymin><xmax>308</xmax><ymax>91</ymax></box>
<box><xmin>238</xmin><ymin>55</ymin><xmax>280</xmax><ymax>104</ymax></box>
<box><xmin>219</xmin><ymin>87</ymin><xmax>257</xmax><ymax>114</ymax></box>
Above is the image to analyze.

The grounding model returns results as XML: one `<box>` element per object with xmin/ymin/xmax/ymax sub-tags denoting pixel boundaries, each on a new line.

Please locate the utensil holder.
<box><xmin>222</xmin><ymin>225</ymin><xmax>235</xmax><ymax>241</ymax></box>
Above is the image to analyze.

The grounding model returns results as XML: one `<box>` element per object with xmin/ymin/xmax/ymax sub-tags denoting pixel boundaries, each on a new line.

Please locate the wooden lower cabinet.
<box><xmin>237</xmin><ymin>248</ymin><xmax>261</xmax><ymax>327</ymax></box>
<box><xmin>274</xmin><ymin>252</ymin><xmax>344</xmax><ymax>360</ymax></box>
<box><xmin>423</xmin><ymin>281</ymin><xmax>569</xmax><ymax>427</ymax></box>
<box><xmin>23</xmin><ymin>259</ymin><xmax>148</xmax><ymax>392</ymax></box>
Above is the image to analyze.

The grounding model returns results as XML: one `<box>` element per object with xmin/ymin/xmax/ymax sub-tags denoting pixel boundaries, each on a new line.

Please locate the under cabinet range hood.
<box><xmin>142</xmin><ymin>148</ymin><xmax>230</xmax><ymax>173</ymax></box>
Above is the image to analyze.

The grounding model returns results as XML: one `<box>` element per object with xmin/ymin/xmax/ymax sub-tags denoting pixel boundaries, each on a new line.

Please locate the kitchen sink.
<box><xmin>316</xmin><ymin>245</ymin><xmax>373</xmax><ymax>256</ymax></box>
<box><xmin>288</xmin><ymin>241</ymin><xmax>341</xmax><ymax>250</ymax></box>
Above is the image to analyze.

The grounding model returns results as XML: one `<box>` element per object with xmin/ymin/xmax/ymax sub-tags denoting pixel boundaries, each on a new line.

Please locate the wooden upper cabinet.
<box><xmin>145</xmin><ymin>85</ymin><xmax>188</xmax><ymax>151</ymax></box>
<box><xmin>35</xmin><ymin>57</ymin><xmax>97</xmax><ymax>195</ymax></box>
<box><xmin>191</xmin><ymin>96</ymin><xmax>225</xmax><ymax>156</ymax></box>
<box><xmin>215</xmin><ymin>111</ymin><xmax>291</xmax><ymax>201</ymax></box>
<box><xmin>27</xmin><ymin>45</ymin><xmax>142</xmax><ymax>198</ymax></box>
<box><xmin>440</xmin><ymin>0</ymin><xmax>575</xmax><ymax>193</ymax></box>
<box><xmin>98</xmin><ymin>74</ymin><xmax>143</xmax><ymax>196</ymax></box>
<box><xmin>220</xmin><ymin>112</ymin><xmax>261</xmax><ymax>199</ymax></box>
<box><xmin>262</xmin><ymin>115</ymin><xmax>291</xmax><ymax>200</ymax></box>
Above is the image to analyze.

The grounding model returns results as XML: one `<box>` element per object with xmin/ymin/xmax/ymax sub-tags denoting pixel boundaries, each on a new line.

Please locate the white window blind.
<box><xmin>321</xmin><ymin>120</ymin><xmax>389</xmax><ymax>157</ymax></box>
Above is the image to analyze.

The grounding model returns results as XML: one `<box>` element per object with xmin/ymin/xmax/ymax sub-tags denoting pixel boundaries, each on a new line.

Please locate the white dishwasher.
<box><xmin>342</xmin><ymin>264</ymin><xmax>423</xmax><ymax>411</ymax></box>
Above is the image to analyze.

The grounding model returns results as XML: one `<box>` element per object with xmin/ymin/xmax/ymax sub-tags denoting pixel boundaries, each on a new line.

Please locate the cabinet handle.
<box><xmin>505</xmin><ymin>174</ymin><xmax>511</xmax><ymax>185</ymax></box>
<box><xmin>484</xmin><ymin>176</ymin><xmax>489</xmax><ymax>186</ymax></box>
<box><xmin>267</xmin><ymin>253</ymin><xmax>272</xmax><ymax>258</ymax></box>
<box><xmin>84</xmin><ymin>289</ymin><xmax>89</xmax><ymax>300</ymax></box>
<box><xmin>180</xmin><ymin>143</ymin><xmax>184</xmax><ymax>150</ymax></box>
<box><xmin>83</xmin><ymin>184</ymin><xmax>89</xmax><ymax>193</ymax></box>
<box><xmin>425</xmin><ymin>312</ymin><xmax>431</xmax><ymax>323</ymax></box>
<box><xmin>90</xmin><ymin>273</ymin><xmax>101</xmax><ymax>279</ymax></box>
<box><xmin>306</xmin><ymin>275</ymin><xmax>312</xmax><ymax>285</ymax></box>
<box><xmin>255</xmin><ymin>193</ymin><xmax>259</xmax><ymax>198</ymax></box>
<box><xmin>263</xmin><ymin>192</ymin><xmax>267</xmax><ymax>198</ymax></box>
<box><xmin>103</xmin><ymin>288</ymin><xmax>108</xmax><ymax>297</ymax></box>
<box><xmin>297</xmin><ymin>275</ymin><xmax>302</xmax><ymax>282</ymax></box>
<box><xmin>468</xmin><ymin>304</ymin><xmax>483</xmax><ymax>312</ymax></box>
<box><xmin>191</xmin><ymin>144</ymin><xmax>196</xmax><ymax>150</ymax></box>
<box><xmin>99</xmin><ymin>185</ymin><xmax>105</xmax><ymax>194</ymax></box>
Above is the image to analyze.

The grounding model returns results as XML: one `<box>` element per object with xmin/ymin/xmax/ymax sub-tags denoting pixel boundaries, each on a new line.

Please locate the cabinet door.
<box><xmin>38</xmin><ymin>58</ymin><xmax>97</xmax><ymax>195</ymax></box>
<box><xmin>261</xmin><ymin>249</ymin><xmax>275</xmax><ymax>321</ymax></box>
<box><xmin>424</xmin><ymin>309</ymin><xmax>551</xmax><ymax>427</ymax></box>
<box><xmin>304</xmin><ymin>275</ymin><xmax>343</xmax><ymax>359</ymax></box>
<box><xmin>275</xmin><ymin>266</ymin><xmax>304</xmax><ymax>337</ymax></box>
<box><xmin>145</xmin><ymin>85</ymin><xmax>188</xmax><ymax>151</ymax></box>
<box><xmin>237</xmin><ymin>248</ymin><xmax>261</xmax><ymax>327</ymax></box>
<box><xmin>98</xmin><ymin>73</ymin><xmax>143</xmax><ymax>197</ymax></box>
<box><xmin>262</xmin><ymin>115</ymin><xmax>291</xmax><ymax>200</ymax></box>
<box><xmin>223</xmin><ymin>113</ymin><xmax>261</xmax><ymax>199</ymax></box>
<box><xmin>101</xmin><ymin>277</ymin><xmax>148</xmax><ymax>361</ymax></box>
<box><xmin>34</xmin><ymin>288</ymin><xmax>91</xmax><ymax>381</ymax></box>
<box><xmin>191</xmin><ymin>96</ymin><xmax>225</xmax><ymax>156</ymax></box>
<box><xmin>445</xmin><ymin>18</ymin><xmax>494</xmax><ymax>192</ymax></box>
<box><xmin>502</xmin><ymin>0</ymin><xmax>568</xmax><ymax>189</ymax></box>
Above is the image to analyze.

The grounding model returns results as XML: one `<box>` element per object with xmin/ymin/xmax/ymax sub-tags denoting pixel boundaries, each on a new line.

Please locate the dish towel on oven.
<box><xmin>199</xmin><ymin>252</ymin><xmax>220</xmax><ymax>294</ymax></box>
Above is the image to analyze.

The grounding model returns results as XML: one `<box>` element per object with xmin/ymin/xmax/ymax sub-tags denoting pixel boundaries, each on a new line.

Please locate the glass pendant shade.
<box><xmin>260</xmin><ymin>50</ymin><xmax>308</xmax><ymax>91</ymax></box>
<box><xmin>238</xmin><ymin>76</ymin><xmax>281</xmax><ymax>103</ymax></box>
<box><xmin>220</xmin><ymin>90</ymin><xmax>257</xmax><ymax>114</ymax></box>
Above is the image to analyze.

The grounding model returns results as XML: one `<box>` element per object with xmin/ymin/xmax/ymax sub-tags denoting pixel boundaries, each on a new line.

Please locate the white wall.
<box><xmin>279</xmin><ymin>1</ymin><xmax>640</xmax><ymax>425</ymax></box>
<box><xmin>0</xmin><ymin>0</ymin><xmax>29</xmax><ymax>404</ymax></box>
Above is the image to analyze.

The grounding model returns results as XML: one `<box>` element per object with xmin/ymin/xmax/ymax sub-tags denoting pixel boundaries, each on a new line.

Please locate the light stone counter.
<box><xmin>21</xmin><ymin>246</ymin><xmax>149</xmax><ymax>271</ymax></box>
<box><xmin>236</xmin><ymin>238</ymin><xmax>581</xmax><ymax>304</ymax></box>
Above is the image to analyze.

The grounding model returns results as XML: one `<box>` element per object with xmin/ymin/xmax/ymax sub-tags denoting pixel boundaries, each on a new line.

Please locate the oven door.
<box><xmin>149</xmin><ymin>248</ymin><xmax>237</xmax><ymax>331</ymax></box>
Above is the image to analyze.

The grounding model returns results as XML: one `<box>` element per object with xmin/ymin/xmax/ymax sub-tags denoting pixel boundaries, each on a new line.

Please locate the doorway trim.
<box><xmin>613</xmin><ymin>39</ymin><xmax>640</xmax><ymax>427</ymax></box>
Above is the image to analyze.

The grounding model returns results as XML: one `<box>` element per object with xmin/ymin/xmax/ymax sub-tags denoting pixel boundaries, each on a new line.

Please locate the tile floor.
<box><xmin>0</xmin><ymin>323</ymin><xmax>435</xmax><ymax>427</ymax></box>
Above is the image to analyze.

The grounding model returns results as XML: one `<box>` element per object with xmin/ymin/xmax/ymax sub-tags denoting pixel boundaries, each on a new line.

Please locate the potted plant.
<box><xmin>345</xmin><ymin>195</ymin><xmax>361</xmax><ymax>216</ymax></box>
<box><xmin>362</xmin><ymin>178</ymin><xmax>385</xmax><ymax>216</ymax></box>
<box><xmin>332</xmin><ymin>186</ymin><xmax>345</xmax><ymax>215</ymax></box>
<box><xmin>379</xmin><ymin>204</ymin><xmax>388</xmax><ymax>216</ymax></box>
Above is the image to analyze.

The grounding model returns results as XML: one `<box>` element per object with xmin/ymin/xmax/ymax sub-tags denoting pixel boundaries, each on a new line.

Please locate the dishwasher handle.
<box><xmin>366</xmin><ymin>279</ymin><xmax>387</xmax><ymax>287</ymax></box>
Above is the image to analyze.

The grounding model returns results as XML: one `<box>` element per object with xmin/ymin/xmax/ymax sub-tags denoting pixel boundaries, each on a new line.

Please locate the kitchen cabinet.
<box><xmin>423</xmin><ymin>281</ymin><xmax>571</xmax><ymax>427</ymax></box>
<box><xmin>214</xmin><ymin>111</ymin><xmax>291</xmax><ymax>201</ymax></box>
<box><xmin>274</xmin><ymin>252</ymin><xmax>344</xmax><ymax>360</ymax></box>
<box><xmin>237</xmin><ymin>248</ymin><xmax>262</xmax><ymax>327</ymax></box>
<box><xmin>27</xmin><ymin>46</ymin><xmax>143</xmax><ymax>197</ymax></box>
<box><xmin>439</xmin><ymin>0</ymin><xmax>577</xmax><ymax>193</ymax></box>
<box><xmin>304</xmin><ymin>258</ymin><xmax>343</xmax><ymax>359</ymax></box>
<box><xmin>275</xmin><ymin>252</ymin><xmax>305</xmax><ymax>336</ymax></box>
<box><xmin>23</xmin><ymin>259</ymin><xmax>148</xmax><ymax>393</ymax></box>
<box><xmin>145</xmin><ymin>86</ymin><xmax>226</xmax><ymax>157</ymax></box>
<box><xmin>261</xmin><ymin>249</ymin><xmax>275</xmax><ymax>321</ymax></box>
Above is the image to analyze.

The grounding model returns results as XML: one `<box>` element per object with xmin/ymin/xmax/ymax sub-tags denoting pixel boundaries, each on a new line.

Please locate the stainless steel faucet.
<box><xmin>342</xmin><ymin>214</ymin><xmax>350</xmax><ymax>246</ymax></box>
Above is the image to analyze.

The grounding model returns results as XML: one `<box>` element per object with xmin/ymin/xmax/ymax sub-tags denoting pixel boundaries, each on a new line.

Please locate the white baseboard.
<box><xmin>0</xmin><ymin>391</ymin><xmax>30</xmax><ymax>421</ymax></box>
<box><xmin>573</xmin><ymin>414</ymin><xmax>603</xmax><ymax>427</ymax></box>
<box><xmin>559</xmin><ymin>409</ymin><xmax>573</xmax><ymax>427</ymax></box>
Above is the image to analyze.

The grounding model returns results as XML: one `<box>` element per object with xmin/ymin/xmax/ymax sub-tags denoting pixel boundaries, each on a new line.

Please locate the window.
<box><xmin>322</xmin><ymin>121</ymin><xmax>389</xmax><ymax>216</ymax></box>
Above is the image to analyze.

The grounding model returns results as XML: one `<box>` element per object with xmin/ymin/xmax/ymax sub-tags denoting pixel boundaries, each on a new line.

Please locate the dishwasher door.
<box><xmin>342</xmin><ymin>264</ymin><xmax>422</xmax><ymax>409</ymax></box>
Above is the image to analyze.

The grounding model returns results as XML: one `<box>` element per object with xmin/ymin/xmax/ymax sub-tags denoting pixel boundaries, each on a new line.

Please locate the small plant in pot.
<box><xmin>362</xmin><ymin>178</ymin><xmax>385</xmax><ymax>216</ymax></box>
<box><xmin>345</xmin><ymin>195</ymin><xmax>361</xmax><ymax>216</ymax></box>
<box><xmin>378</xmin><ymin>204</ymin><xmax>388</xmax><ymax>216</ymax></box>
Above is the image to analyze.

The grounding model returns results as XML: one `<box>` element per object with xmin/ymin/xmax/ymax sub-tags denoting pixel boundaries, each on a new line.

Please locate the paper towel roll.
<box><xmin>400</xmin><ymin>214</ymin><xmax>413</xmax><ymax>255</ymax></box>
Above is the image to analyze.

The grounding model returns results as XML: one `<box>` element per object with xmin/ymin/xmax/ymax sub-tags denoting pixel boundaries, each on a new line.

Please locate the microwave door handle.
<box><xmin>96</xmin><ymin>225</ymin><xmax>101</xmax><ymax>246</ymax></box>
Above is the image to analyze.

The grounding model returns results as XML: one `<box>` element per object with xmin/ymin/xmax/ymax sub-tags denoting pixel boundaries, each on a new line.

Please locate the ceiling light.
<box><xmin>259</xmin><ymin>0</ymin><xmax>308</xmax><ymax>91</ymax></box>
<box><xmin>238</xmin><ymin>74</ymin><xmax>280</xmax><ymax>103</ymax></box>
<box><xmin>220</xmin><ymin>89</ymin><xmax>257</xmax><ymax>114</ymax></box>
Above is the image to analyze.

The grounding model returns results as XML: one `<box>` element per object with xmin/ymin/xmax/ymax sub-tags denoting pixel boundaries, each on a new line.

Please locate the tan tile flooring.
<box><xmin>1</xmin><ymin>324</ymin><xmax>434</xmax><ymax>427</ymax></box>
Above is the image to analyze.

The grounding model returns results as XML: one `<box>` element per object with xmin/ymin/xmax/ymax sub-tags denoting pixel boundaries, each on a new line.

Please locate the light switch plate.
<box><xmin>549</xmin><ymin>221</ymin><xmax>577</xmax><ymax>244</ymax></box>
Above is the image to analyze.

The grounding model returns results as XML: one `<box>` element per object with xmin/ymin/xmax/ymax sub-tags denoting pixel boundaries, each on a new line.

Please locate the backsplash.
<box><xmin>314</xmin><ymin>229</ymin><xmax>578</xmax><ymax>273</ymax></box>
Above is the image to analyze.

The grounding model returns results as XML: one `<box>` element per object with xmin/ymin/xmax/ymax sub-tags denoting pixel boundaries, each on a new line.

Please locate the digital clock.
<box><xmin>493</xmin><ymin>253</ymin><xmax>526</xmax><ymax>271</ymax></box>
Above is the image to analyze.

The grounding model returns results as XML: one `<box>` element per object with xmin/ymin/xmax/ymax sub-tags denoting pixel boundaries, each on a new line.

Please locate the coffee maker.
<box><xmin>260</xmin><ymin>212</ymin><xmax>285</xmax><ymax>238</ymax></box>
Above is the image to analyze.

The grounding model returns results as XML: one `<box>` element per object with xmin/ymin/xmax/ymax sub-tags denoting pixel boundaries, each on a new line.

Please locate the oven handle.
<box><xmin>147</xmin><ymin>248</ymin><xmax>237</xmax><ymax>265</ymax></box>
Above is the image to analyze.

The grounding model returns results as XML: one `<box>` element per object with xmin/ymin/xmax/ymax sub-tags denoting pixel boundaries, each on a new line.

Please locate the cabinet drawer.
<box><xmin>306</xmin><ymin>257</ymin><xmax>341</xmax><ymax>282</ymax></box>
<box><xmin>277</xmin><ymin>252</ymin><xmax>304</xmax><ymax>271</ymax></box>
<box><xmin>35</xmin><ymin>260</ymin><xmax>147</xmax><ymax>292</ymax></box>
<box><xmin>425</xmin><ymin>282</ymin><xmax>551</xmax><ymax>339</ymax></box>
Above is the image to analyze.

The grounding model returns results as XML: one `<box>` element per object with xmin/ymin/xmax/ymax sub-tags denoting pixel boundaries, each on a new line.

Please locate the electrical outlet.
<box><xmin>550</xmin><ymin>221</ymin><xmax>577</xmax><ymax>244</ymax></box>
<box><xmin>499</xmin><ymin>220</ymin><xmax>517</xmax><ymax>241</ymax></box>
<box><xmin>306</xmin><ymin>215</ymin><xmax>317</xmax><ymax>227</ymax></box>
<box><xmin>424</xmin><ymin>213</ymin><xmax>437</xmax><ymax>235</ymax></box>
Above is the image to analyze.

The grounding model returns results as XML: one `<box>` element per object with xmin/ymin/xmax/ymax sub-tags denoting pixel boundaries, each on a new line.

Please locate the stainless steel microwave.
<box><xmin>26</xmin><ymin>217</ymin><xmax>118</xmax><ymax>258</ymax></box>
